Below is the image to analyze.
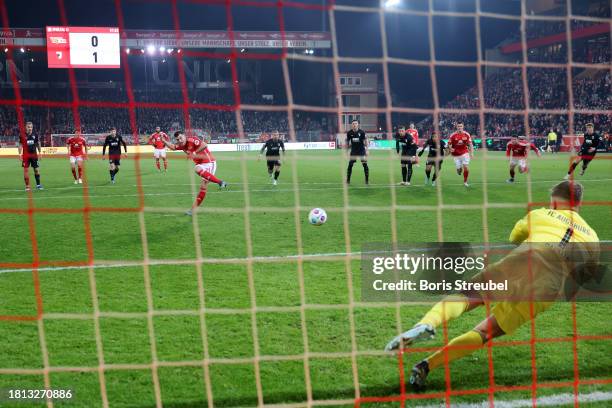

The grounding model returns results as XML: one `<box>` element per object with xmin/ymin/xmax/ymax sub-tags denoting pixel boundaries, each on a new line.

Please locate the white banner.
<box><xmin>211</xmin><ymin>141</ymin><xmax>336</xmax><ymax>152</ymax></box>
<box><xmin>1</xmin><ymin>141</ymin><xmax>336</xmax><ymax>156</ymax></box>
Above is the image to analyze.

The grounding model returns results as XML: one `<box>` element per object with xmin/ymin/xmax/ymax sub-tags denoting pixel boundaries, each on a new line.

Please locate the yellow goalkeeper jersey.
<box><xmin>509</xmin><ymin>208</ymin><xmax>598</xmax><ymax>244</ymax></box>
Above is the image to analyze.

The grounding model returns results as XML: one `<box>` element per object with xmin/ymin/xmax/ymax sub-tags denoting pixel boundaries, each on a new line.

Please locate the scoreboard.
<box><xmin>46</xmin><ymin>26</ymin><xmax>120</xmax><ymax>69</ymax></box>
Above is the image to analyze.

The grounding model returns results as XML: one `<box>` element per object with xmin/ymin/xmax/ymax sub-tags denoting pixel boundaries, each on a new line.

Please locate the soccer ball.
<box><xmin>308</xmin><ymin>208</ymin><xmax>327</xmax><ymax>226</ymax></box>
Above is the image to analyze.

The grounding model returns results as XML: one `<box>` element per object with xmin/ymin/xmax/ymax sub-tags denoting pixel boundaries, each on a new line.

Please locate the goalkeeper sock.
<box><xmin>418</xmin><ymin>295</ymin><xmax>469</xmax><ymax>329</ymax></box>
<box><xmin>426</xmin><ymin>330</ymin><xmax>484</xmax><ymax>371</ymax></box>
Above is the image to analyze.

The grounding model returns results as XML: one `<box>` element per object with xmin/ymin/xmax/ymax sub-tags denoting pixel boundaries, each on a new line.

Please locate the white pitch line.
<box><xmin>0</xmin><ymin>178</ymin><xmax>610</xmax><ymax>201</ymax></box>
<box><xmin>412</xmin><ymin>391</ymin><xmax>612</xmax><ymax>408</ymax></box>
<box><xmin>0</xmin><ymin>251</ymin><xmax>360</xmax><ymax>275</ymax></box>
<box><xmin>3</xmin><ymin>241</ymin><xmax>610</xmax><ymax>276</ymax></box>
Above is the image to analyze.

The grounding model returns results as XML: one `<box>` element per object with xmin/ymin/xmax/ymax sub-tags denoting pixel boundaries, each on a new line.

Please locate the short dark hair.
<box><xmin>586</xmin><ymin>123</ymin><xmax>594</xmax><ymax>128</ymax></box>
<box><xmin>398</xmin><ymin>126</ymin><xmax>406</xmax><ymax>130</ymax></box>
<box><xmin>25</xmin><ymin>121</ymin><xmax>33</xmax><ymax>125</ymax></box>
<box><xmin>456</xmin><ymin>121</ymin><xmax>464</xmax><ymax>126</ymax></box>
<box><xmin>352</xmin><ymin>120</ymin><xmax>359</xmax><ymax>124</ymax></box>
<box><xmin>110</xmin><ymin>127</ymin><xmax>116</xmax><ymax>131</ymax></box>
<box><xmin>551</xmin><ymin>180</ymin><xmax>583</xmax><ymax>204</ymax></box>
<box><xmin>174</xmin><ymin>130</ymin><xmax>183</xmax><ymax>138</ymax></box>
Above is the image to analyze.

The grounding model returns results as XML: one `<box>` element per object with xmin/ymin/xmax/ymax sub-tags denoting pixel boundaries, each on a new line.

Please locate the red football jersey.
<box><xmin>67</xmin><ymin>136</ymin><xmax>87</xmax><ymax>157</ymax></box>
<box><xmin>506</xmin><ymin>141</ymin><xmax>539</xmax><ymax>158</ymax></box>
<box><xmin>149</xmin><ymin>132</ymin><xmax>168</xmax><ymax>149</ymax></box>
<box><xmin>448</xmin><ymin>131</ymin><xmax>472</xmax><ymax>156</ymax></box>
<box><xmin>181</xmin><ymin>136</ymin><xmax>215</xmax><ymax>164</ymax></box>
<box><xmin>407</xmin><ymin>128</ymin><xmax>419</xmax><ymax>145</ymax></box>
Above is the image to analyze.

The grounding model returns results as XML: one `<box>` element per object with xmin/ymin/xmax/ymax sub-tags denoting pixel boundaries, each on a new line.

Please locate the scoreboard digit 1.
<box><xmin>46</xmin><ymin>26</ymin><xmax>120</xmax><ymax>69</ymax></box>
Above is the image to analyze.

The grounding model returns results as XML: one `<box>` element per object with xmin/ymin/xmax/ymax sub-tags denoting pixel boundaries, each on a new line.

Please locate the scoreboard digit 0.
<box><xmin>46</xmin><ymin>26</ymin><xmax>120</xmax><ymax>69</ymax></box>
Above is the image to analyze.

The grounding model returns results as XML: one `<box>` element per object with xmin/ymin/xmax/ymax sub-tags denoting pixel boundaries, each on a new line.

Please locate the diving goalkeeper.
<box><xmin>384</xmin><ymin>180</ymin><xmax>600</xmax><ymax>390</ymax></box>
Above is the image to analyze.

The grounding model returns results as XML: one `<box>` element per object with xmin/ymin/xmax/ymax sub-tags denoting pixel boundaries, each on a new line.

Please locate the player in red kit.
<box><xmin>407</xmin><ymin>123</ymin><xmax>420</xmax><ymax>165</ymax></box>
<box><xmin>505</xmin><ymin>135</ymin><xmax>541</xmax><ymax>183</ymax></box>
<box><xmin>163</xmin><ymin>130</ymin><xmax>227</xmax><ymax>215</ymax></box>
<box><xmin>66</xmin><ymin>130</ymin><xmax>88</xmax><ymax>184</ymax></box>
<box><xmin>149</xmin><ymin>126</ymin><xmax>169</xmax><ymax>172</ymax></box>
<box><xmin>407</xmin><ymin>123</ymin><xmax>419</xmax><ymax>145</ymax></box>
<box><xmin>448</xmin><ymin>122</ymin><xmax>474</xmax><ymax>187</ymax></box>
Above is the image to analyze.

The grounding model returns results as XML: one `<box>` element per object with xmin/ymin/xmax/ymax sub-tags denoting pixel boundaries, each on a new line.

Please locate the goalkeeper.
<box><xmin>384</xmin><ymin>180</ymin><xmax>600</xmax><ymax>390</ymax></box>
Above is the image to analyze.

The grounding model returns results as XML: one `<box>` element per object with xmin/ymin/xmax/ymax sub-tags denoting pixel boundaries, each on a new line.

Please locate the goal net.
<box><xmin>0</xmin><ymin>0</ymin><xmax>610</xmax><ymax>407</ymax></box>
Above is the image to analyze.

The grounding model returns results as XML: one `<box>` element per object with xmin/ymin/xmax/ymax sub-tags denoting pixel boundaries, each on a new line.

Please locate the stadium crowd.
<box><xmin>419</xmin><ymin>66</ymin><xmax>610</xmax><ymax>142</ymax></box>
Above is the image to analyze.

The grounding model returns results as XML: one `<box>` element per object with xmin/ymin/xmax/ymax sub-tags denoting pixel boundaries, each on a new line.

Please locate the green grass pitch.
<box><xmin>0</xmin><ymin>150</ymin><xmax>610</xmax><ymax>407</ymax></box>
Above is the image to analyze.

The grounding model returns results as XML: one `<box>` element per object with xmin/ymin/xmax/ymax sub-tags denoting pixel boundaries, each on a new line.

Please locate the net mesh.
<box><xmin>0</xmin><ymin>0</ymin><xmax>611</xmax><ymax>407</ymax></box>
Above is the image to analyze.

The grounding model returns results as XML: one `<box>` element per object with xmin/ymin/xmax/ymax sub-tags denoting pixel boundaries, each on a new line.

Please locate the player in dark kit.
<box><xmin>395</xmin><ymin>126</ymin><xmax>418</xmax><ymax>185</ymax></box>
<box><xmin>102</xmin><ymin>127</ymin><xmax>128</xmax><ymax>184</ymax></box>
<box><xmin>418</xmin><ymin>132</ymin><xmax>447</xmax><ymax>186</ymax></box>
<box><xmin>565</xmin><ymin>123</ymin><xmax>602</xmax><ymax>179</ymax></box>
<box><xmin>259</xmin><ymin>130</ymin><xmax>285</xmax><ymax>186</ymax></box>
<box><xmin>17</xmin><ymin>121</ymin><xmax>43</xmax><ymax>191</ymax></box>
<box><xmin>346</xmin><ymin>120</ymin><xmax>369</xmax><ymax>185</ymax></box>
